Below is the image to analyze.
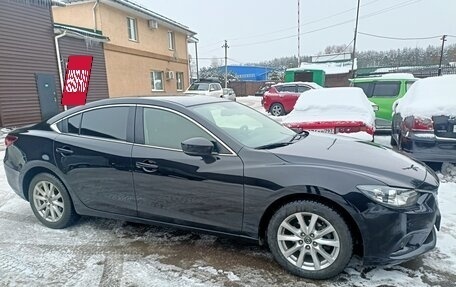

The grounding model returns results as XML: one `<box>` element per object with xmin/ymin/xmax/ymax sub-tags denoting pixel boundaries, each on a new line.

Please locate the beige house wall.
<box><xmin>52</xmin><ymin>1</ymin><xmax>192</xmax><ymax>97</ymax></box>
<box><xmin>104</xmin><ymin>49</ymin><xmax>189</xmax><ymax>97</ymax></box>
<box><xmin>52</xmin><ymin>2</ymin><xmax>100</xmax><ymax>29</ymax></box>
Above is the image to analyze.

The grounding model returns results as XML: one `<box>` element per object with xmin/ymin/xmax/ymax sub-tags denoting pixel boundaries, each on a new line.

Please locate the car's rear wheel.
<box><xmin>270</xmin><ymin>103</ymin><xmax>285</xmax><ymax>116</ymax></box>
<box><xmin>28</xmin><ymin>173</ymin><xmax>79</xmax><ymax>229</ymax></box>
<box><xmin>267</xmin><ymin>200</ymin><xmax>353</xmax><ymax>280</ymax></box>
<box><xmin>390</xmin><ymin>135</ymin><xmax>397</xmax><ymax>146</ymax></box>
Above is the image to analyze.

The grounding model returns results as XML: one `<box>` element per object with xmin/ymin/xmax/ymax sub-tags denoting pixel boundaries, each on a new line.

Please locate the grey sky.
<box><xmin>135</xmin><ymin>0</ymin><xmax>456</xmax><ymax>66</ymax></box>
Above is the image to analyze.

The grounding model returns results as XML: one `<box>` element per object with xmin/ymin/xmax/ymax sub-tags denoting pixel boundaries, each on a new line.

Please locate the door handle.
<box><xmin>136</xmin><ymin>161</ymin><xmax>158</xmax><ymax>173</ymax></box>
<box><xmin>56</xmin><ymin>147</ymin><xmax>74</xmax><ymax>155</ymax></box>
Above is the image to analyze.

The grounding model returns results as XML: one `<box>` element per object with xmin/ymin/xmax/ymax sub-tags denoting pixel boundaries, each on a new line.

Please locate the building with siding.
<box><xmin>53</xmin><ymin>0</ymin><xmax>197</xmax><ymax>97</ymax></box>
<box><xmin>0</xmin><ymin>0</ymin><xmax>62</xmax><ymax>128</ymax></box>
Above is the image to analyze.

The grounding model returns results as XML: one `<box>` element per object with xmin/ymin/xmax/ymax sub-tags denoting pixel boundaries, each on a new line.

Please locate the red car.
<box><xmin>261</xmin><ymin>82</ymin><xmax>322</xmax><ymax>116</ymax></box>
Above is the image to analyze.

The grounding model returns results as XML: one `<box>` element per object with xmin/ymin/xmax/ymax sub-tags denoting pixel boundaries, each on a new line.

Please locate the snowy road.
<box><xmin>1</xmin><ymin>99</ymin><xmax>455</xmax><ymax>286</ymax></box>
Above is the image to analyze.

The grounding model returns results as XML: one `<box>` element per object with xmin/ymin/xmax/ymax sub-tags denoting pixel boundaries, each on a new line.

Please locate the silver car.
<box><xmin>222</xmin><ymin>88</ymin><xmax>236</xmax><ymax>101</ymax></box>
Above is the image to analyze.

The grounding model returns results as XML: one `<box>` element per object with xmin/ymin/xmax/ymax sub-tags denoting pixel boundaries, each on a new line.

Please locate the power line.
<box><xmin>358</xmin><ymin>31</ymin><xmax>441</xmax><ymax>40</ymax></box>
<box><xmin>230</xmin><ymin>0</ymin><xmax>422</xmax><ymax>48</ymax></box>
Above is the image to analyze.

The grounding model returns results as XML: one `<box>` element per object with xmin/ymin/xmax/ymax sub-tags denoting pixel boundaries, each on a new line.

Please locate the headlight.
<box><xmin>357</xmin><ymin>185</ymin><xmax>419</xmax><ymax>207</ymax></box>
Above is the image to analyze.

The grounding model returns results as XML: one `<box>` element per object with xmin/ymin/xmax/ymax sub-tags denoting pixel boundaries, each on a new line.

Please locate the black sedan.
<box><xmin>3</xmin><ymin>96</ymin><xmax>440</xmax><ymax>279</ymax></box>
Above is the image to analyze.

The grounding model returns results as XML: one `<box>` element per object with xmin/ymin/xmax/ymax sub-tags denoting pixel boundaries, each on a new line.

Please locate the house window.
<box><xmin>151</xmin><ymin>71</ymin><xmax>164</xmax><ymax>91</ymax></box>
<box><xmin>127</xmin><ymin>17</ymin><xmax>138</xmax><ymax>41</ymax></box>
<box><xmin>176</xmin><ymin>72</ymin><xmax>184</xmax><ymax>91</ymax></box>
<box><xmin>168</xmin><ymin>31</ymin><xmax>175</xmax><ymax>50</ymax></box>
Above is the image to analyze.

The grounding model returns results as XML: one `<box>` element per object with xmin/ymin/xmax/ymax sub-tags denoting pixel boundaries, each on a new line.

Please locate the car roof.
<box><xmin>48</xmin><ymin>96</ymin><xmax>227</xmax><ymax>123</ymax></box>
<box><xmin>351</xmin><ymin>73</ymin><xmax>417</xmax><ymax>82</ymax></box>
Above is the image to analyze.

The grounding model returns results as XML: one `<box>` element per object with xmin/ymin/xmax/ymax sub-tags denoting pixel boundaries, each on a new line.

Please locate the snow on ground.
<box><xmin>1</xmin><ymin>149</ymin><xmax>456</xmax><ymax>286</ymax></box>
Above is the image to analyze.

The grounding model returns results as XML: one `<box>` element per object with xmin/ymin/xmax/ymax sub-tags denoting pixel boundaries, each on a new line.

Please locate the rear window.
<box><xmin>297</xmin><ymin>85</ymin><xmax>311</xmax><ymax>93</ymax></box>
<box><xmin>353</xmin><ymin>82</ymin><xmax>372</xmax><ymax>97</ymax></box>
<box><xmin>372</xmin><ymin>82</ymin><xmax>400</xmax><ymax>97</ymax></box>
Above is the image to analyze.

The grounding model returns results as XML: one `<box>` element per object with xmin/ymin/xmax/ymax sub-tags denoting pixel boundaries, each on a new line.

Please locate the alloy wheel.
<box><xmin>277</xmin><ymin>212</ymin><xmax>340</xmax><ymax>271</ymax></box>
<box><xmin>271</xmin><ymin>104</ymin><xmax>283</xmax><ymax>116</ymax></box>
<box><xmin>32</xmin><ymin>181</ymin><xmax>65</xmax><ymax>223</ymax></box>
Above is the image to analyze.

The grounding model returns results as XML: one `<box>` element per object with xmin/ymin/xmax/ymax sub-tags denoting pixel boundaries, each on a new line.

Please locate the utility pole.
<box><xmin>351</xmin><ymin>0</ymin><xmax>361</xmax><ymax>78</ymax></box>
<box><xmin>223</xmin><ymin>40</ymin><xmax>229</xmax><ymax>88</ymax></box>
<box><xmin>297</xmin><ymin>0</ymin><xmax>301</xmax><ymax>67</ymax></box>
<box><xmin>194</xmin><ymin>42</ymin><xmax>199</xmax><ymax>80</ymax></box>
<box><xmin>438</xmin><ymin>35</ymin><xmax>447</xmax><ymax>76</ymax></box>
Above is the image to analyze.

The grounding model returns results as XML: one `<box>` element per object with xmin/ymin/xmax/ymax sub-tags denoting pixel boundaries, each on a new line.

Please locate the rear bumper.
<box><xmin>401</xmin><ymin>134</ymin><xmax>456</xmax><ymax>162</ymax></box>
<box><xmin>3</xmin><ymin>161</ymin><xmax>24</xmax><ymax>199</ymax></box>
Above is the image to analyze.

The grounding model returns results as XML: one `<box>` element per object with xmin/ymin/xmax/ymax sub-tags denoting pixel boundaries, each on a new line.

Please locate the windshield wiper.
<box><xmin>288</xmin><ymin>131</ymin><xmax>308</xmax><ymax>143</ymax></box>
<box><xmin>255</xmin><ymin>142</ymin><xmax>292</xmax><ymax>150</ymax></box>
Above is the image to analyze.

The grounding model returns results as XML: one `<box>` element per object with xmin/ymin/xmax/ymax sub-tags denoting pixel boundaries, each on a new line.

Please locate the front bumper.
<box><xmin>359</xmin><ymin>191</ymin><xmax>440</xmax><ymax>266</ymax></box>
<box><xmin>401</xmin><ymin>134</ymin><xmax>456</xmax><ymax>162</ymax></box>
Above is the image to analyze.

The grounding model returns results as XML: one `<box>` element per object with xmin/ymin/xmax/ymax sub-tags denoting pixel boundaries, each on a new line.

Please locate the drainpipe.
<box><xmin>55</xmin><ymin>31</ymin><xmax>67</xmax><ymax>110</ymax></box>
<box><xmin>92</xmin><ymin>0</ymin><xmax>99</xmax><ymax>32</ymax></box>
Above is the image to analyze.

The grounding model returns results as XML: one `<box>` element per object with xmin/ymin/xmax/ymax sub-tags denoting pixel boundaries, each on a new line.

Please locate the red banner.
<box><xmin>62</xmin><ymin>55</ymin><xmax>93</xmax><ymax>106</ymax></box>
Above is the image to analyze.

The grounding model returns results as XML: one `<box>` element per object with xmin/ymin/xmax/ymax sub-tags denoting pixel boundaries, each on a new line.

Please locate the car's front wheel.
<box><xmin>28</xmin><ymin>173</ymin><xmax>79</xmax><ymax>229</ymax></box>
<box><xmin>267</xmin><ymin>200</ymin><xmax>353</xmax><ymax>279</ymax></box>
<box><xmin>270</xmin><ymin>103</ymin><xmax>285</xmax><ymax>116</ymax></box>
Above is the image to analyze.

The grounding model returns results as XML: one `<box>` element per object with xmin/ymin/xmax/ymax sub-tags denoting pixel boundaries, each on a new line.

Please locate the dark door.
<box><xmin>35</xmin><ymin>73</ymin><xmax>59</xmax><ymax>120</ymax></box>
<box><xmin>132</xmin><ymin>107</ymin><xmax>244</xmax><ymax>233</ymax></box>
<box><xmin>54</xmin><ymin>106</ymin><xmax>137</xmax><ymax>216</ymax></box>
<box><xmin>294</xmin><ymin>71</ymin><xmax>313</xmax><ymax>82</ymax></box>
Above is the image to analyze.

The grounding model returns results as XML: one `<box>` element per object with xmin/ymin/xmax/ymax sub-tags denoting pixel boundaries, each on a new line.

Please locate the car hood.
<box><xmin>271</xmin><ymin>133</ymin><xmax>428</xmax><ymax>189</ymax></box>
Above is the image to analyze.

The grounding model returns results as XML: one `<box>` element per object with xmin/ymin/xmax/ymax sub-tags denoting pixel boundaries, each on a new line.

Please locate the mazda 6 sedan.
<box><xmin>3</xmin><ymin>96</ymin><xmax>440</xmax><ymax>279</ymax></box>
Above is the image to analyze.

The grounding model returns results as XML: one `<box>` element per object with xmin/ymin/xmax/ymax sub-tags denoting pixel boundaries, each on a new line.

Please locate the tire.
<box><xmin>270</xmin><ymin>103</ymin><xmax>285</xmax><ymax>116</ymax></box>
<box><xmin>267</xmin><ymin>200</ymin><xmax>353</xmax><ymax>280</ymax></box>
<box><xmin>28</xmin><ymin>173</ymin><xmax>79</xmax><ymax>229</ymax></box>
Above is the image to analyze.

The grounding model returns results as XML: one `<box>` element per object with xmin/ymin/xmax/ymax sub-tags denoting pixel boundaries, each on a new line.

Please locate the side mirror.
<box><xmin>372</xmin><ymin>104</ymin><xmax>379</xmax><ymax>112</ymax></box>
<box><xmin>181</xmin><ymin>137</ymin><xmax>215</xmax><ymax>157</ymax></box>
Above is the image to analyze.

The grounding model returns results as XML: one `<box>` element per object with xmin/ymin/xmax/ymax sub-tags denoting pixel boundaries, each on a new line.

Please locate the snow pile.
<box><xmin>396</xmin><ymin>75</ymin><xmax>456</xmax><ymax>118</ymax></box>
<box><xmin>282</xmin><ymin>87</ymin><xmax>375</xmax><ymax>127</ymax></box>
<box><xmin>439</xmin><ymin>162</ymin><xmax>456</xmax><ymax>183</ymax></box>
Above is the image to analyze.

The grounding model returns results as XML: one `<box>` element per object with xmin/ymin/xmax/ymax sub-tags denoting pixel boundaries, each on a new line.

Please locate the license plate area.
<box><xmin>307</xmin><ymin>128</ymin><xmax>334</xmax><ymax>134</ymax></box>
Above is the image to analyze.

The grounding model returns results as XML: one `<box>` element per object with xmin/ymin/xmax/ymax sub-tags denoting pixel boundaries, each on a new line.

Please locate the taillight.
<box><xmin>404</xmin><ymin>116</ymin><xmax>434</xmax><ymax>132</ymax></box>
<box><xmin>4</xmin><ymin>135</ymin><xmax>18</xmax><ymax>147</ymax></box>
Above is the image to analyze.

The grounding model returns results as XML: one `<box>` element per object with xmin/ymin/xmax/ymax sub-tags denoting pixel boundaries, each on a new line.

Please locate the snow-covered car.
<box><xmin>184</xmin><ymin>81</ymin><xmax>223</xmax><ymax>98</ymax></box>
<box><xmin>282</xmin><ymin>87</ymin><xmax>376</xmax><ymax>141</ymax></box>
<box><xmin>391</xmin><ymin>75</ymin><xmax>456</xmax><ymax>162</ymax></box>
<box><xmin>222</xmin><ymin>88</ymin><xmax>236</xmax><ymax>101</ymax></box>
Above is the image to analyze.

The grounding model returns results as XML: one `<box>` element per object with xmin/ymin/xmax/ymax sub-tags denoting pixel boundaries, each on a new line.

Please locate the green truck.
<box><xmin>350</xmin><ymin>73</ymin><xmax>417</xmax><ymax>130</ymax></box>
<box><xmin>284</xmin><ymin>68</ymin><xmax>325</xmax><ymax>86</ymax></box>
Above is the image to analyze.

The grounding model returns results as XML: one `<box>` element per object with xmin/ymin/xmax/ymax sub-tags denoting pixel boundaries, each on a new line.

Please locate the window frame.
<box><xmin>50</xmin><ymin>104</ymin><xmax>136</xmax><ymax>144</ymax></box>
<box><xmin>127</xmin><ymin>17</ymin><xmax>138</xmax><ymax>42</ymax></box>
<box><xmin>135</xmin><ymin>105</ymin><xmax>236</xmax><ymax>156</ymax></box>
<box><xmin>176</xmin><ymin>72</ymin><xmax>184</xmax><ymax>91</ymax></box>
<box><xmin>167</xmin><ymin>31</ymin><xmax>175</xmax><ymax>50</ymax></box>
<box><xmin>151</xmin><ymin>70</ymin><xmax>164</xmax><ymax>91</ymax></box>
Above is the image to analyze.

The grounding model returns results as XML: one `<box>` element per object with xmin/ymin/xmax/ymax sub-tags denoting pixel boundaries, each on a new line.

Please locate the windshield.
<box><xmin>188</xmin><ymin>83</ymin><xmax>209</xmax><ymax>91</ymax></box>
<box><xmin>191</xmin><ymin>102</ymin><xmax>296</xmax><ymax>148</ymax></box>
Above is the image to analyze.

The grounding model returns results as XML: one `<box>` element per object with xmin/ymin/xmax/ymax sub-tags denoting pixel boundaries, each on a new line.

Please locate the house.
<box><xmin>53</xmin><ymin>0</ymin><xmax>197</xmax><ymax>97</ymax></box>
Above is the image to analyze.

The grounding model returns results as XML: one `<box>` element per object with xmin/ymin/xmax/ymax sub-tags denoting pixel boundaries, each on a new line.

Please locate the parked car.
<box><xmin>4</xmin><ymin>96</ymin><xmax>440</xmax><ymax>280</ymax></box>
<box><xmin>222</xmin><ymin>88</ymin><xmax>236</xmax><ymax>101</ymax></box>
<box><xmin>282</xmin><ymin>87</ymin><xmax>376</xmax><ymax>141</ymax></box>
<box><xmin>391</xmin><ymin>75</ymin><xmax>456</xmax><ymax>162</ymax></box>
<box><xmin>351</xmin><ymin>73</ymin><xmax>417</xmax><ymax>130</ymax></box>
<box><xmin>184</xmin><ymin>80</ymin><xmax>223</xmax><ymax>98</ymax></box>
<box><xmin>254</xmin><ymin>81</ymin><xmax>276</xmax><ymax>97</ymax></box>
<box><xmin>262</xmin><ymin>82</ymin><xmax>322</xmax><ymax>116</ymax></box>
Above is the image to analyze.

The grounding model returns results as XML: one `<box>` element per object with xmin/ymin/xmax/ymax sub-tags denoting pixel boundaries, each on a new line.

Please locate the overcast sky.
<box><xmin>135</xmin><ymin>0</ymin><xmax>456</xmax><ymax>66</ymax></box>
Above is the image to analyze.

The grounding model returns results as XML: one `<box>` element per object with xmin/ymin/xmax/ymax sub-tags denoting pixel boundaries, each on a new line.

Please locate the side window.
<box><xmin>372</xmin><ymin>81</ymin><xmax>400</xmax><ymax>97</ymax></box>
<box><xmin>68</xmin><ymin>114</ymin><xmax>82</xmax><ymax>134</ymax></box>
<box><xmin>209</xmin><ymin>84</ymin><xmax>216</xmax><ymax>91</ymax></box>
<box><xmin>278</xmin><ymin>85</ymin><xmax>295</xmax><ymax>93</ymax></box>
<box><xmin>297</xmin><ymin>85</ymin><xmax>311</xmax><ymax>93</ymax></box>
<box><xmin>354</xmin><ymin>82</ymin><xmax>373</xmax><ymax>97</ymax></box>
<box><xmin>143</xmin><ymin>108</ymin><xmax>216</xmax><ymax>150</ymax></box>
<box><xmin>81</xmin><ymin>107</ymin><xmax>129</xmax><ymax>141</ymax></box>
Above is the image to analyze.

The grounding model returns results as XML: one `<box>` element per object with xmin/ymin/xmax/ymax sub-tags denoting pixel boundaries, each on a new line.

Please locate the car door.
<box><xmin>54</xmin><ymin>105</ymin><xmax>137</xmax><ymax>216</ymax></box>
<box><xmin>131</xmin><ymin>106</ymin><xmax>244</xmax><ymax>233</ymax></box>
<box><xmin>280</xmin><ymin>85</ymin><xmax>300</xmax><ymax>112</ymax></box>
<box><xmin>209</xmin><ymin>83</ymin><xmax>223</xmax><ymax>98</ymax></box>
<box><xmin>371</xmin><ymin>81</ymin><xmax>401</xmax><ymax>123</ymax></box>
